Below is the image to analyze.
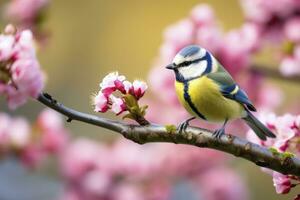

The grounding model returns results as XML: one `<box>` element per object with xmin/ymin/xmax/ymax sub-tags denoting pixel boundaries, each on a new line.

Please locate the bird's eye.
<box><xmin>179</xmin><ymin>61</ymin><xmax>192</xmax><ymax>67</ymax></box>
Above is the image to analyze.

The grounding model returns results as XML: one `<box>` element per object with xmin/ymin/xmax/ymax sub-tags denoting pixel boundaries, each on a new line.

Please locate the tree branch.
<box><xmin>37</xmin><ymin>92</ymin><xmax>300</xmax><ymax>177</ymax></box>
<box><xmin>250</xmin><ymin>65</ymin><xmax>300</xmax><ymax>83</ymax></box>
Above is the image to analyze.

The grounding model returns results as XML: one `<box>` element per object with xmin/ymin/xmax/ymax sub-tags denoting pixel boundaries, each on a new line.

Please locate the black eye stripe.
<box><xmin>177</xmin><ymin>57</ymin><xmax>204</xmax><ymax>67</ymax></box>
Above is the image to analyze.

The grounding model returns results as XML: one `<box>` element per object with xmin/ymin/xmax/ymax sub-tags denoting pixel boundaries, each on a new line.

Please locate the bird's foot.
<box><xmin>178</xmin><ymin>117</ymin><xmax>196</xmax><ymax>133</ymax></box>
<box><xmin>213</xmin><ymin>127</ymin><xmax>225</xmax><ymax>139</ymax></box>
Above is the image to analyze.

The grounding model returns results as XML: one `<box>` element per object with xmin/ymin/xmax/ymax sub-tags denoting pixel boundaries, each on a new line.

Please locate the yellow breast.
<box><xmin>175</xmin><ymin>76</ymin><xmax>245</xmax><ymax>122</ymax></box>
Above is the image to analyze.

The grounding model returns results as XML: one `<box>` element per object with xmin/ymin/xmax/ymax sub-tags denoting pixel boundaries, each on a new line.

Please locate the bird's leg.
<box><xmin>178</xmin><ymin>117</ymin><xmax>196</xmax><ymax>133</ymax></box>
<box><xmin>213</xmin><ymin>119</ymin><xmax>228</xmax><ymax>139</ymax></box>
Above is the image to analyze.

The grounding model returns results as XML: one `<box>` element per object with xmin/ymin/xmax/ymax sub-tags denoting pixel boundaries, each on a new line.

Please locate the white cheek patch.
<box><xmin>178</xmin><ymin>60</ymin><xmax>207</xmax><ymax>80</ymax></box>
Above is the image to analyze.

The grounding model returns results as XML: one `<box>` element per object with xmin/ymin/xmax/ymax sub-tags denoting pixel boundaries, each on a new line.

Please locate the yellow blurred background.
<box><xmin>1</xmin><ymin>0</ymin><xmax>300</xmax><ymax>199</ymax></box>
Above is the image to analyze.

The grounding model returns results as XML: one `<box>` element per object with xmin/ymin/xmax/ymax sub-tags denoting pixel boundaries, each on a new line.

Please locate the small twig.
<box><xmin>37</xmin><ymin>92</ymin><xmax>300</xmax><ymax>177</ymax></box>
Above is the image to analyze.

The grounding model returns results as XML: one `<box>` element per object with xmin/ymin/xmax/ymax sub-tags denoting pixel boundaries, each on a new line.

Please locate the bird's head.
<box><xmin>166</xmin><ymin>45</ymin><xmax>211</xmax><ymax>82</ymax></box>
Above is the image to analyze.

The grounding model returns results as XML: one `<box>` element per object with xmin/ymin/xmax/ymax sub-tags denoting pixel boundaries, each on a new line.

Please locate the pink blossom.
<box><xmin>142</xmin><ymin>98</ymin><xmax>188</xmax><ymax>124</ymax></box>
<box><xmin>161</xmin><ymin>144</ymin><xmax>226</xmax><ymax>177</ymax></box>
<box><xmin>190</xmin><ymin>4</ymin><xmax>215</xmax><ymax>26</ymax></box>
<box><xmin>247</xmin><ymin>113</ymin><xmax>300</xmax><ymax>194</ymax></box>
<box><xmin>0</xmin><ymin>25</ymin><xmax>45</xmax><ymax>109</ymax></box>
<box><xmin>8</xmin><ymin>117</ymin><xmax>30</xmax><ymax>148</ymax></box>
<box><xmin>93</xmin><ymin>92</ymin><xmax>109</xmax><ymax>112</ymax></box>
<box><xmin>99</xmin><ymin>72</ymin><xmax>125</xmax><ymax>94</ymax></box>
<box><xmin>0</xmin><ymin>113</ymin><xmax>11</xmax><ymax>146</ymax></box>
<box><xmin>190</xmin><ymin>4</ymin><xmax>223</xmax><ymax>52</ymax></box>
<box><xmin>81</xmin><ymin>170</ymin><xmax>112</xmax><ymax>197</ymax></box>
<box><xmin>257</xmin><ymin>84</ymin><xmax>283</xmax><ymax>111</ymax></box>
<box><xmin>240</xmin><ymin>0</ymin><xmax>295</xmax><ymax>24</ymax></box>
<box><xmin>112</xmin><ymin>184</ymin><xmax>143</xmax><ymax>200</ymax></box>
<box><xmin>247</xmin><ymin>113</ymin><xmax>297</xmax><ymax>151</ymax></box>
<box><xmin>148</xmin><ymin>65</ymin><xmax>179</xmax><ymax>106</ymax></box>
<box><xmin>111</xmin><ymin>139</ymin><xmax>166</xmax><ymax>178</ymax></box>
<box><xmin>0</xmin><ymin>113</ymin><xmax>30</xmax><ymax>149</ymax></box>
<box><xmin>0</xmin><ymin>34</ymin><xmax>15</xmax><ymax>61</ymax></box>
<box><xmin>194</xmin><ymin>167</ymin><xmax>248</xmax><ymax>200</ymax></box>
<box><xmin>20</xmin><ymin>144</ymin><xmax>44</xmax><ymax>168</ymax></box>
<box><xmin>273</xmin><ymin>172</ymin><xmax>291</xmax><ymax>194</ymax></box>
<box><xmin>110</xmin><ymin>96</ymin><xmax>126</xmax><ymax>115</ymax></box>
<box><xmin>60</xmin><ymin>138</ymin><xmax>108</xmax><ymax>180</ymax></box>
<box><xmin>219</xmin><ymin>23</ymin><xmax>260</xmax><ymax>74</ymax></box>
<box><xmin>240</xmin><ymin>0</ymin><xmax>272</xmax><ymax>24</ymax></box>
<box><xmin>280</xmin><ymin>56</ymin><xmax>300</xmax><ymax>76</ymax></box>
<box><xmin>163</xmin><ymin>19</ymin><xmax>194</xmax><ymax>49</ymax></box>
<box><xmin>5</xmin><ymin>0</ymin><xmax>49</xmax><ymax>28</ymax></box>
<box><xmin>123</xmin><ymin>80</ymin><xmax>132</xmax><ymax>93</ymax></box>
<box><xmin>37</xmin><ymin>109</ymin><xmax>69</xmax><ymax>153</ymax></box>
<box><xmin>195</xmin><ymin>24</ymin><xmax>222</xmax><ymax>53</ymax></box>
<box><xmin>131</xmin><ymin>80</ymin><xmax>147</xmax><ymax>99</ymax></box>
<box><xmin>94</xmin><ymin>72</ymin><xmax>148</xmax><ymax>116</ymax></box>
<box><xmin>284</xmin><ymin>17</ymin><xmax>300</xmax><ymax>42</ymax></box>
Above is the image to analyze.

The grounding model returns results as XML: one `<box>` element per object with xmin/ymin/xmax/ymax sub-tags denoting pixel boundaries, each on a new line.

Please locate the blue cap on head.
<box><xmin>178</xmin><ymin>45</ymin><xmax>201</xmax><ymax>58</ymax></box>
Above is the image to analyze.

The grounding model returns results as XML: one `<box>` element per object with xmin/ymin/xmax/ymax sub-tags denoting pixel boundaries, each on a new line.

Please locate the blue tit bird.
<box><xmin>165</xmin><ymin>45</ymin><xmax>276</xmax><ymax>140</ymax></box>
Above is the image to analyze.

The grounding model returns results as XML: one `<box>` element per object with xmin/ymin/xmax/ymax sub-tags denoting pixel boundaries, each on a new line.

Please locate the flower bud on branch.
<box><xmin>93</xmin><ymin>72</ymin><xmax>149</xmax><ymax>125</ymax></box>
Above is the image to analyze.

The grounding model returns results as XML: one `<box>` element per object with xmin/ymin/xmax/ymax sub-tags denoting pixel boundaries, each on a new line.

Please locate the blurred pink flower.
<box><xmin>20</xmin><ymin>144</ymin><xmax>44</xmax><ymax>168</ymax></box>
<box><xmin>5</xmin><ymin>0</ymin><xmax>49</xmax><ymax>29</ymax></box>
<box><xmin>0</xmin><ymin>34</ymin><xmax>15</xmax><ymax>61</ymax></box>
<box><xmin>240</xmin><ymin>0</ymin><xmax>296</xmax><ymax>24</ymax></box>
<box><xmin>194</xmin><ymin>167</ymin><xmax>248</xmax><ymax>200</ymax></box>
<box><xmin>112</xmin><ymin>184</ymin><xmax>144</xmax><ymax>200</ymax></box>
<box><xmin>257</xmin><ymin>84</ymin><xmax>283</xmax><ymax>111</ymax></box>
<box><xmin>163</xmin><ymin>19</ymin><xmax>194</xmax><ymax>50</ymax></box>
<box><xmin>190</xmin><ymin>4</ymin><xmax>215</xmax><ymax>26</ymax></box>
<box><xmin>6</xmin><ymin>58</ymin><xmax>45</xmax><ymax>109</ymax></box>
<box><xmin>148</xmin><ymin>65</ymin><xmax>178</xmax><ymax>106</ymax></box>
<box><xmin>284</xmin><ymin>17</ymin><xmax>300</xmax><ymax>42</ymax></box>
<box><xmin>8</xmin><ymin>117</ymin><xmax>30</xmax><ymax>148</ymax></box>
<box><xmin>110</xmin><ymin>139</ymin><xmax>167</xmax><ymax>179</ymax></box>
<box><xmin>37</xmin><ymin>108</ymin><xmax>69</xmax><ymax>153</ymax></box>
<box><xmin>247</xmin><ymin>113</ymin><xmax>300</xmax><ymax>194</ymax></box>
<box><xmin>0</xmin><ymin>26</ymin><xmax>45</xmax><ymax>109</ymax></box>
<box><xmin>280</xmin><ymin>56</ymin><xmax>300</xmax><ymax>76</ymax></box>
<box><xmin>81</xmin><ymin>170</ymin><xmax>112</xmax><ymax>197</ymax></box>
<box><xmin>161</xmin><ymin>144</ymin><xmax>226</xmax><ymax>177</ymax></box>
<box><xmin>0</xmin><ymin>113</ymin><xmax>30</xmax><ymax>149</ymax></box>
<box><xmin>59</xmin><ymin>137</ymin><xmax>245</xmax><ymax>200</ymax></box>
<box><xmin>219</xmin><ymin>23</ymin><xmax>260</xmax><ymax>74</ymax></box>
<box><xmin>60</xmin><ymin>138</ymin><xmax>106</xmax><ymax>180</ymax></box>
<box><xmin>0</xmin><ymin>114</ymin><xmax>11</xmax><ymax>147</ymax></box>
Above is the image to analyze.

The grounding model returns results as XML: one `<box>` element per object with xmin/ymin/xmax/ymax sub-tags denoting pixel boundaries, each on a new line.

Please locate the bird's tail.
<box><xmin>243</xmin><ymin>110</ymin><xmax>276</xmax><ymax>141</ymax></box>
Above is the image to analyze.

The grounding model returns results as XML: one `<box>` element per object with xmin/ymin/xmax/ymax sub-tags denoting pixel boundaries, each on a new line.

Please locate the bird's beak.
<box><xmin>165</xmin><ymin>63</ymin><xmax>175</xmax><ymax>70</ymax></box>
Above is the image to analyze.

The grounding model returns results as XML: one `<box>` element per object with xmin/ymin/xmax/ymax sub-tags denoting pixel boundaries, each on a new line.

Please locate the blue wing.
<box><xmin>206</xmin><ymin>72</ymin><xmax>257</xmax><ymax>112</ymax></box>
<box><xmin>220</xmin><ymin>84</ymin><xmax>256</xmax><ymax>111</ymax></box>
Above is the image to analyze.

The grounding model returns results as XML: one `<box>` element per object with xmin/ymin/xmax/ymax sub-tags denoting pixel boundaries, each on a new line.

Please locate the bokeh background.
<box><xmin>0</xmin><ymin>0</ymin><xmax>300</xmax><ymax>199</ymax></box>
